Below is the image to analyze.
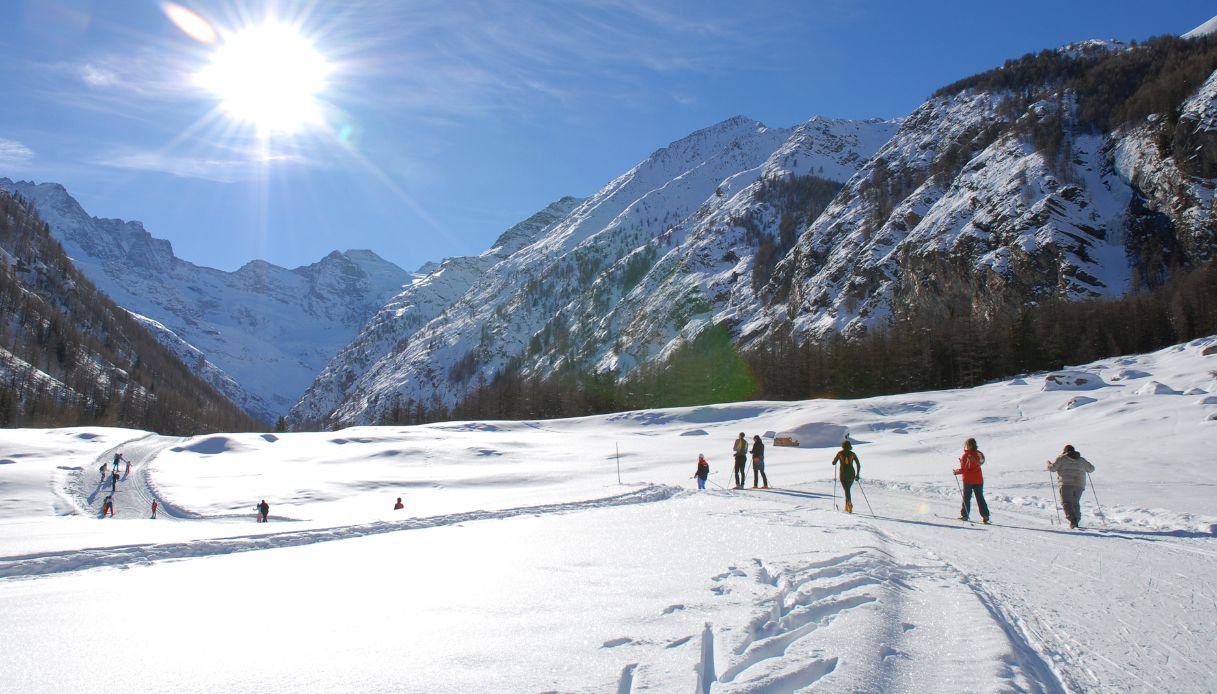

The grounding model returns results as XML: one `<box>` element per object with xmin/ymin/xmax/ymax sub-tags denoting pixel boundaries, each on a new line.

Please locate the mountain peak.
<box><xmin>1183</xmin><ymin>14</ymin><xmax>1217</xmax><ymax>39</ymax></box>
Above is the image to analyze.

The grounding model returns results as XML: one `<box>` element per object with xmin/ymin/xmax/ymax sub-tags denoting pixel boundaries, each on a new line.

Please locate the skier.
<box><xmin>831</xmin><ymin>440</ymin><xmax>861</xmax><ymax>513</ymax></box>
<box><xmin>102</xmin><ymin>495</ymin><xmax>114</xmax><ymax>517</ymax></box>
<box><xmin>98</xmin><ymin>462</ymin><xmax>107</xmax><ymax>481</ymax></box>
<box><xmin>257</xmin><ymin>499</ymin><xmax>270</xmax><ymax>523</ymax></box>
<box><xmin>394</xmin><ymin>497</ymin><xmax>404</xmax><ymax>510</ymax></box>
<box><xmin>151</xmin><ymin>500</ymin><xmax>158</xmax><ymax>519</ymax></box>
<box><xmin>110</xmin><ymin>469</ymin><xmax>120</xmax><ymax>492</ymax></box>
<box><xmin>694</xmin><ymin>454</ymin><xmax>710</xmax><ymax>490</ymax></box>
<box><xmin>1047</xmin><ymin>444</ymin><xmax>1095</xmax><ymax>529</ymax></box>
<box><xmin>751</xmin><ymin>435</ymin><xmax>768</xmax><ymax>488</ymax></box>
<box><xmin>954</xmin><ymin>437</ymin><xmax>990</xmax><ymax>524</ymax></box>
<box><xmin>112</xmin><ymin>452</ymin><xmax>125</xmax><ymax>473</ymax></box>
<box><xmin>732</xmin><ymin>432</ymin><xmax>748</xmax><ymax>488</ymax></box>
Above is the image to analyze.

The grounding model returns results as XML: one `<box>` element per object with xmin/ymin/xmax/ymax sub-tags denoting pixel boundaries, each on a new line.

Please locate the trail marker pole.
<box><xmin>616</xmin><ymin>443</ymin><xmax>621</xmax><ymax>485</ymax></box>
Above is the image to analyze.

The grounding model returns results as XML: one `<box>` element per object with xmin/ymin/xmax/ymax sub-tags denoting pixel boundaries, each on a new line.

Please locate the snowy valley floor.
<box><xmin>2</xmin><ymin>338</ymin><xmax>1216</xmax><ymax>693</ymax></box>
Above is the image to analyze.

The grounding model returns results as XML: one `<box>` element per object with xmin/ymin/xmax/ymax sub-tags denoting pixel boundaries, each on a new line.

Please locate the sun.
<box><xmin>197</xmin><ymin>22</ymin><xmax>330</xmax><ymax>134</ymax></box>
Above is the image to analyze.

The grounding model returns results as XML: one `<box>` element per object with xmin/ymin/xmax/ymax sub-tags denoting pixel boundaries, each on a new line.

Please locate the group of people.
<box><xmin>694</xmin><ymin>432</ymin><xmax>769</xmax><ymax>490</ymax></box>
<box><xmin>697</xmin><ymin>435</ymin><xmax>1100</xmax><ymax>528</ymax></box>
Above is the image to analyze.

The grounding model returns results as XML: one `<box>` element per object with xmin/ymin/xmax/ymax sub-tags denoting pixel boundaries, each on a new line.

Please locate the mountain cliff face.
<box><xmin>0</xmin><ymin>179</ymin><xmax>410</xmax><ymax>421</ymax></box>
<box><xmin>293</xmin><ymin>116</ymin><xmax>899</xmax><ymax>428</ymax></box>
<box><xmin>750</xmin><ymin>37</ymin><xmax>1217</xmax><ymax>343</ymax></box>
<box><xmin>0</xmin><ymin>191</ymin><xmax>258</xmax><ymax>432</ymax></box>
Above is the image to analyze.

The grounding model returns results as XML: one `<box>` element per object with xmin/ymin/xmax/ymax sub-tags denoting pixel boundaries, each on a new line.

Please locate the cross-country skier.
<box><xmin>110</xmin><ymin>469</ymin><xmax>119</xmax><ymax>492</ymax></box>
<box><xmin>151</xmin><ymin>500</ymin><xmax>158</xmax><ymax>519</ymax></box>
<box><xmin>394</xmin><ymin>497</ymin><xmax>404</xmax><ymax>510</ymax></box>
<box><xmin>1048</xmin><ymin>444</ymin><xmax>1095</xmax><ymax>529</ymax></box>
<box><xmin>99</xmin><ymin>462</ymin><xmax>107</xmax><ymax>480</ymax></box>
<box><xmin>102</xmin><ymin>495</ymin><xmax>114</xmax><ymax>517</ymax></box>
<box><xmin>112</xmin><ymin>452</ymin><xmax>125</xmax><ymax>473</ymax></box>
<box><xmin>831</xmin><ymin>440</ymin><xmax>861</xmax><ymax>513</ymax></box>
<box><xmin>732</xmin><ymin>432</ymin><xmax>748</xmax><ymax>488</ymax></box>
<box><xmin>751</xmin><ymin>435</ymin><xmax>768</xmax><ymax>488</ymax></box>
<box><xmin>954</xmin><ymin>438</ymin><xmax>990</xmax><ymax>524</ymax></box>
<box><xmin>257</xmin><ymin>499</ymin><xmax>270</xmax><ymax>523</ymax></box>
<box><xmin>694</xmin><ymin>454</ymin><xmax>710</xmax><ymax>490</ymax></box>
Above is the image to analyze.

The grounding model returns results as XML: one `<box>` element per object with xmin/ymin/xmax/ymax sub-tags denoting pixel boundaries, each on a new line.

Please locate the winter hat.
<box><xmin>1063</xmin><ymin>444</ymin><xmax>1075</xmax><ymax>453</ymax></box>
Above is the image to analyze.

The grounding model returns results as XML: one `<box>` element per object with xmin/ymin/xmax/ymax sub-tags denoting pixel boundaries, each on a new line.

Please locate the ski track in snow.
<box><xmin>0</xmin><ymin>489</ymin><xmax>680</xmax><ymax>580</ymax></box>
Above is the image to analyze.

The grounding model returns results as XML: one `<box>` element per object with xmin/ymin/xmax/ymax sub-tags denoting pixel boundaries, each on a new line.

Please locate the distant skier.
<box><xmin>751</xmin><ymin>435</ymin><xmax>768</xmax><ymax>488</ymax></box>
<box><xmin>393</xmin><ymin>497</ymin><xmax>404</xmax><ymax>510</ymax></box>
<box><xmin>831</xmin><ymin>440</ymin><xmax>861</xmax><ymax>513</ymax></box>
<box><xmin>110</xmin><ymin>469</ymin><xmax>120</xmax><ymax>492</ymax></box>
<box><xmin>102</xmin><ymin>495</ymin><xmax>114</xmax><ymax>518</ymax></box>
<box><xmin>99</xmin><ymin>462</ymin><xmax>108</xmax><ymax>481</ymax></box>
<box><xmin>954</xmin><ymin>438</ymin><xmax>990</xmax><ymax>524</ymax></box>
<box><xmin>151</xmin><ymin>500</ymin><xmax>158</xmax><ymax>519</ymax></box>
<box><xmin>732</xmin><ymin>432</ymin><xmax>748</xmax><ymax>488</ymax></box>
<box><xmin>256</xmin><ymin>499</ymin><xmax>270</xmax><ymax>523</ymax></box>
<box><xmin>112</xmin><ymin>452</ymin><xmax>125</xmax><ymax>473</ymax></box>
<box><xmin>694</xmin><ymin>454</ymin><xmax>710</xmax><ymax>490</ymax></box>
<box><xmin>1048</xmin><ymin>444</ymin><xmax>1095</xmax><ymax>529</ymax></box>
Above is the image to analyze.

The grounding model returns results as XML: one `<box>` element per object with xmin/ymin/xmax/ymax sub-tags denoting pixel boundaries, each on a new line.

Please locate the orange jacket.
<box><xmin>955</xmin><ymin>450</ymin><xmax>984</xmax><ymax>485</ymax></box>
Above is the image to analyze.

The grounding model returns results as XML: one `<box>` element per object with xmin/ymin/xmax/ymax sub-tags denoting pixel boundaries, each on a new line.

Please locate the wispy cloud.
<box><xmin>97</xmin><ymin>147</ymin><xmax>315</xmax><ymax>183</ymax></box>
<box><xmin>0</xmin><ymin>139</ymin><xmax>35</xmax><ymax>166</ymax></box>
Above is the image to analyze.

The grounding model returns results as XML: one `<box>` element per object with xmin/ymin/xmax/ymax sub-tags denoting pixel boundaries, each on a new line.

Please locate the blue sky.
<box><xmin>1</xmin><ymin>0</ymin><xmax>1214</xmax><ymax>274</ymax></box>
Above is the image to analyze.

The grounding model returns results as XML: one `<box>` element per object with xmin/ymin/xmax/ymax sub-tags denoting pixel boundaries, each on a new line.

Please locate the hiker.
<box><xmin>751</xmin><ymin>435</ymin><xmax>768</xmax><ymax>488</ymax></box>
<box><xmin>393</xmin><ymin>497</ymin><xmax>404</xmax><ymax>510</ymax></box>
<box><xmin>110</xmin><ymin>469</ymin><xmax>120</xmax><ymax>492</ymax></box>
<box><xmin>694</xmin><ymin>454</ymin><xmax>710</xmax><ymax>490</ymax></box>
<box><xmin>732</xmin><ymin>432</ymin><xmax>748</xmax><ymax>488</ymax></box>
<box><xmin>151</xmin><ymin>500</ymin><xmax>158</xmax><ymax>519</ymax></box>
<box><xmin>1048</xmin><ymin>444</ymin><xmax>1095</xmax><ymax>529</ymax></box>
<box><xmin>102</xmin><ymin>495</ymin><xmax>114</xmax><ymax>517</ymax></box>
<box><xmin>831</xmin><ymin>440</ymin><xmax>861</xmax><ymax>513</ymax></box>
<box><xmin>256</xmin><ymin>499</ymin><xmax>270</xmax><ymax>523</ymax></box>
<box><xmin>954</xmin><ymin>437</ymin><xmax>990</xmax><ymax>524</ymax></box>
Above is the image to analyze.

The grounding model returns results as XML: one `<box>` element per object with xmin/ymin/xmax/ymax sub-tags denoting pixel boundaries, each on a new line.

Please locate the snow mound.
<box><xmin>171</xmin><ymin>437</ymin><xmax>243</xmax><ymax>455</ymax></box>
<box><xmin>680</xmin><ymin>429</ymin><xmax>709</xmax><ymax>437</ymax></box>
<box><xmin>1063</xmin><ymin>396</ymin><xmax>1097</xmax><ymax>410</ymax></box>
<box><xmin>1042</xmin><ymin>370</ymin><xmax>1109</xmax><ymax>391</ymax></box>
<box><xmin>679</xmin><ymin>405</ymin><xmax>772</xmax><ymax>424</ymax></box>
<box><xmin>1111</xmin><ymin>368</ymin><xmax>1151</xmax><ymax>381</ymax></box>
<box><xmin>1135</xmin><ymin>381</ymin><xmax>1181</xmax><ymax>396</ymax></box>
<box><xmin>776</xmin><ymin>423</ymin><xmax>849</xmax><ymax>448</ymax></box>
<box><xmin>1006</xmin><ymin>378</ymin><xmax>1028</xmax><ymax>386</ymax></box>
<box><xmin>1199</xmin><ymin>395</ymin><xmax>1217</xmax><ymax>406</ymax></box>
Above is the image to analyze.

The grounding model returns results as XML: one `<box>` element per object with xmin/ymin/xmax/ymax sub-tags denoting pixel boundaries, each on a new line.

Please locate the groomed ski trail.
<box><xmin>0</xmin><ymin>484</ymin><xmax>680</xmax><ymax>580</ymax></box>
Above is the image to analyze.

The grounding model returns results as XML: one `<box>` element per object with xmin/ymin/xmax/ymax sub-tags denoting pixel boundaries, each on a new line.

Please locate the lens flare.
<box><xmin>162</xmin><ymin>2</ymin><xmax>216</xmax><ymax>44</ymax></box>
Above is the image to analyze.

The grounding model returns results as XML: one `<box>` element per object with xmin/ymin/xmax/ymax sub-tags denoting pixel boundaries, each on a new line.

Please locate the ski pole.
<box><xmin>856</xmin><ymin>477</ymin><xmax>875</xmax><ymax>516</ymax></box>
<box><xmin>1047</xmin><ymin>466</ymin><xmax>1062</xmax><ymax>526</ymax></box>
<box><xmin>1087</xmin><ymin>471</ymin><xmax>1107</xmax><ymax>527</ymax></box>
<box><xmin>832</xmin><ymin>468</ymin><xmax>838</xmax><ymax>511</ymax></box>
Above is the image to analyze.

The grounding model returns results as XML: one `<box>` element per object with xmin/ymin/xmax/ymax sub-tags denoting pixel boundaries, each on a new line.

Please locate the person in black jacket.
<box><xmin>751</xmin><ymin>435</ymin><xmax>768</xmax><ymax>488</ymax></box>
<box><xmin>256</xmin><ymin>499</ymin><xmax>270</xmax><ymax>523</ymax></box>
<box><xmin>731</xmin><ymin>432</ymin><xmax>748</xmax><ymax>488</ymax></box>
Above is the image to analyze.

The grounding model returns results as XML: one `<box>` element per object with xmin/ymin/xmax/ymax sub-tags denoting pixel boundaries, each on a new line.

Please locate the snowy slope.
<box><xmin>303</xmin><ymin>116</ymin><xmax>898</xmax><ymax>427</ymax></box>
<box><xmin>1</xmin><ymin>337</ymin><xmax>1215</xmax><ymax>692</ymax></box>
<box><xmin>0</xmin><ymin>179</ymin><xmax>411</xmax><ymax>422</ymax></box>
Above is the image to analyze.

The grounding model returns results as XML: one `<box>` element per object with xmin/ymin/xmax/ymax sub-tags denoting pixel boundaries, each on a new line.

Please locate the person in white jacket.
<box><xmin>1048</xmin><ymin>444</ymin><xmax>1096</xmax><ymax>529</ymax></box>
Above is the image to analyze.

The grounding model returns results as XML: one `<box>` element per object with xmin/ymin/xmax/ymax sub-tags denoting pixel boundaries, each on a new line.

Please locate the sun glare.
<box><xmin>198</xmin><ymin>23</ymin><xmax>329</xmax><ymax>135</ymax></box>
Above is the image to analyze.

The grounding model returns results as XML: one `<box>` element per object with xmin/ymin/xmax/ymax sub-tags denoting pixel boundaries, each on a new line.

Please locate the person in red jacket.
<box><xmin>954</xmin><ymin>437</ymin><xmax>990</xmax><ymax>524</ymax></box>
<box><xmin>694</xmin><ymin>454</ymin><xmax>710</xmax><ymax>490</ymax></box>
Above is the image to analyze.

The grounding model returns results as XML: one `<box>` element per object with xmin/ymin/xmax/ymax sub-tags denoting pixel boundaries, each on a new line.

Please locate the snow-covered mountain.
<box><xmin>297</xmin><ymin>33</ymin><xmax>1217</xmax><ymax>430</ymax></box>
<box><xmin>0</xmin><ymin>179</ymin><xmax>410</xmax><ymax>422</ymax></box>
<box><xmin>292</xmin><ymin>115</ymin><xmax>899</xmax><ymax>428</ymax></box>
<box><xmin>747</xmin><ymin>38</ymin><xmax>1217</xmax><ymax>342</ymax></box>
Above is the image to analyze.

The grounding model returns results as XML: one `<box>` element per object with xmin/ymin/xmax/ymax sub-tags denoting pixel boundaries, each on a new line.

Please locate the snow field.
<box><xmin>1</xmin><ymin>336</ymin><xmax>1215</xmax><ymax>691</ymax></box>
